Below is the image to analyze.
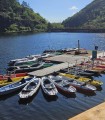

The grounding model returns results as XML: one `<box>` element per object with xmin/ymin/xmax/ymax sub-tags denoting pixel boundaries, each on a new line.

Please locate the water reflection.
<box><xmin>77</xmin><ymin>91</ymin><xmax>96</xmax><ymax>97</ymax></box>
<box><xmin>0</xmin><ymin>90</ymin><xmax>20</xmax><ymax>101</ymax></box>
<box><xmin>96</xmin><ymin>86</ymin><xmax>103</xmax><ymax>91</ymax></box>
<box><xmin>57</xmin><ymin>89</ymin><xmax>76</xmax><ymax>98</ymax></box>
<box><xmin>41</xmin><ymin>88</ymin><xmax>58</xmax><ymax>102</ymax></box>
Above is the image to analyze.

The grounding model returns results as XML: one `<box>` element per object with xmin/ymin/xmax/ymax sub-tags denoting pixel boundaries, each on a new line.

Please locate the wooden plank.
<box><xmin>29</xmin><ymin>63</ymin><xmax>75</xmax><ymax>77</ymax></box>
<box><xmin>69</xmin><ymin>102</ymin><xmax>105</xmax><ymax>120</ymax></box>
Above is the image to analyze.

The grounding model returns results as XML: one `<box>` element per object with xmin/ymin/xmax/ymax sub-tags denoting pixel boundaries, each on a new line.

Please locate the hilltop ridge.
<box><xmin>62</xmin><ymin>0</ymin><xmax>105</xmax><ymax>29</ymax></box>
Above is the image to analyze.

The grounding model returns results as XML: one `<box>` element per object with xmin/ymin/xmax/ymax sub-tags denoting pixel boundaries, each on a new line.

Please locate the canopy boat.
<box><xmin>0</xmin><ymin>73</ymin><xmax>27</xmax><ymax>80</ymax></box>
<box><xmin>0</xmin><ymin>76</ymin><xmax>29</xmax><ymax>87</ymax></box>
<box><xmin>59</xmin><ymin>73</ymin><xmax>103</xmax><ymax>87</ymax></box>
<box><xmin>7</xmin><ymin>62</ymin><xmax>44</xmax><ymax>73</ymax></box>
<box><xmin>49</xmin><ymin>75</ymin><xmax>76</xmax><ymax>94</ymax></box>
<box><xmin>49</xmin><ymin>75</ymin><xmax>96</xmax><ymax>93</ymax></box>
<box><xmin>0</xmin><ymin>77</ymin><xmax>33</xmax><ymax>95</ymax></box>
<box><xmin>19</xmin><ymin>77</ymin><xmax>40</xmax><ymax>99</ymax></box>
<box><xmin>41</xmin><ymin>77</ymin><xmax>58</xmax><ymax>96</ymax></box>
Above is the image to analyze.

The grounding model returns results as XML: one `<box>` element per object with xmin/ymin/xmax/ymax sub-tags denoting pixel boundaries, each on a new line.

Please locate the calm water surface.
<box><xmin>0</xmin><ymin>32</ymin><xmax>105</xmax><ymax>120</ymax></box>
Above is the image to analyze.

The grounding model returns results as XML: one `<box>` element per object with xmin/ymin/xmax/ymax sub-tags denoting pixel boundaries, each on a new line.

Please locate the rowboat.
<box><xmin>84</xmin><ymin>69</ymin><xmax>100</xmax><ymax>75</ymax></box>
<box><xmin>96</xmin><ymin>64</ymin><xmax>105</xmax><ymax>68</ymax></box>
<box><xmin>41</xmin><ymin>53</ymin><xmax>55</xmax><ymax>58</ymax></box>
<box><xmin>67</xmin><ymin>68</ymin><xmax>94</xmax><ymax>77</ymax></box>
<box><xmin>50</xmin><ymin>75</ymin><xmax>96</xmax><ymax>93</ymax></box>
<box><xmin>14</xmin><ymin>61</ymin><xmax>39</xmax><ymax>67</ymax></box>
<box><xmin>79</xmin><ymin>62</ymin><xmax>105</xmax><ymax>72</ymax></box>
<box><xmin>8</xmin><ymin>56</ymin><xmax>39</xmax><ymax>66</ymax></box>
<box><xmin>0</xmin><ymin>73</ymin><xmax>27</xmax><ymax>80</ymax></box>
<box><xmin>0</xmin><ymin>76</ymin><xmax>28</xmax><ymax>87</ymax></box>
<box><xmin>0</xmin><ymin>77</ymin><xmax>32</xmax><ymax>95</ymax></box>
<box><xmin>92</xmin><ymin>67</ymin><xmax>105</xmax><ymax>72</ymax></box>
<box><xmin>41</xmin><ymin>77</ymin><xmax>58</xmax><ymax>96</ymax></box>
<box><xmin>7</xmin><ymin>62</ymin><xmax>44</xmax><ymax>73</ymax></box>
<box><xmin>49</xmin><ymin>75</ymin><xmax>76</xmax><ymax>94</ymax></box>
<box><xmin>42</xmin><ymin>63</ymin><xmax>53</xmax><ymax>68</ymax></box>
<box><xmin>60</xmin><ymin>73</ymin><xmax>103</xmax><ymax>87</ymax></box>
<box><xmin>19</xmin><ymin>77</ymin><xmax>40</xmax><ymax>99</ymax></box>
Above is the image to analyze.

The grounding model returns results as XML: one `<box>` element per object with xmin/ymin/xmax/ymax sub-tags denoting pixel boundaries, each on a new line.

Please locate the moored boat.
<box><xmin>8</xmin><ymin>56</ymin><xmax>40</xmax><ymax>66</ymax></box>
<box><xmin>59</xmin><ymin>73</ymin><xmax>103</xmax><ymax>87</ymax></box>
<box><xmin>0</xmin><ymin>73</ymin><xmax>27</xmax><ymax>80</ymax></box>
<box><xmin>59</xmin><ymin>73</ymin><xmax>91</xmax><ymax>82</ymax></box>
<box><xmin>19</xmin><ymin>77</ymin><xmax>40</xmax><ymax>99</ymax></box>
<box><xmin>49</xmin><ymin>75</ymin><xmax>76</xmax><ymax>94</ymax></box>
<box><xmin>40</xmin><ymin>77</ymin><xmax>58</xmax><ymax>96</ymax></box>
<box><xmin>0</xmin><ymin>76</ymin><xmax>29</xmax><ymax>87</ymax></box>
<box><xmin>0</xmin><ymin>76</ymin><xmax>32</xmax><ymax>95</ymax></box>
<box><xmin>67</xmin><ymin>68</ymin><xmax>94</xmax><ymax>77</ymax></box>
<box><xmin>49</xmin><ymin>75</ymin><xmax>96</xmax><ymax>93</ymax></box>
<box><xmin>7</xmin><ymin>62</ymin><xmax>44</xmax><ymax>73</ymax></box>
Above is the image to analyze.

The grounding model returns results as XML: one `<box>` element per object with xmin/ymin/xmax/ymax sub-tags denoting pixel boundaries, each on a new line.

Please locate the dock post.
<box><xmin>78</xmin><ymin>40</ymin><xmax>80</xmax><ymax>53</ymax></box>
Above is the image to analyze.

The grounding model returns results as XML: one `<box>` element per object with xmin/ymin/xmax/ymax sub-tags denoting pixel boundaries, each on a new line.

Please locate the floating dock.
<box><xmin>29</xmin><ymin>52</ymin><xmax>103</xmax><ymax>77</ymax></box>
<box><xmin>29</xmin><ymin>54</ymin><xmax>89</xmax><ymax>77</ymax></box>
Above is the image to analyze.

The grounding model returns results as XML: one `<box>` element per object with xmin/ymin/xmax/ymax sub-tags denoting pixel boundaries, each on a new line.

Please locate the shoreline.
<box><xmin>0</xmin><ymin>29</ymin><xmax>105</xmax><ymax>35</ymax></box>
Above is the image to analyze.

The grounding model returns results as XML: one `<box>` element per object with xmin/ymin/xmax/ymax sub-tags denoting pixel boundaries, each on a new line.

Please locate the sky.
<box><xmin>19</xmin><ymin>0</ymin><xmax>93</xmax><ymax>23</ymax></box>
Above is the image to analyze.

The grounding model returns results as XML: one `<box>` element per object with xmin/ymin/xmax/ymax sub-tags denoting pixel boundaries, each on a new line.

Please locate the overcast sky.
<box><xmin>20</xmin><ymin>0</ymin><xmax>93</xmax><ymax>22</ymax></box>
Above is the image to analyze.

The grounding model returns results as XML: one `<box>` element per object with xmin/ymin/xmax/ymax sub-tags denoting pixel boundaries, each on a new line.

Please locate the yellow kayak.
<box><xmin>0</xmin><ymin>76</ymin><xmax>29</xmax><ymax>87</ymax></box>
<box><xmin>87</xmin><ymin>80</ymin><xmax>103</xmax><ymax>87</ymax></box>
<box><xmin>59</xmin><ymin>73</ymin><xmax>90</xmax><ymax>82</ymax></box>
<box><xmin>59</xmin><ymin>73</ymin><xmax>103</xmax><ymax>87</ymax></box>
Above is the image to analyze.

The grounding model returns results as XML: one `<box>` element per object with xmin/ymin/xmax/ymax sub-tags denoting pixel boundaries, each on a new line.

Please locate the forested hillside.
<box><xmin>0</xmin><ymin>0</ymin><xmax>48</xmax><ymax>33</ymax></box>
<box><xmin>62</xmin><ymin>0</ymin><xmax>105</xmax><ymax>29</ymax></box>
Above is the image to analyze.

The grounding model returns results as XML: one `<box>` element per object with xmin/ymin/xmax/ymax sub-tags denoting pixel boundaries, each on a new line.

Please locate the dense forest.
<box><xmin>0</xmin><ymin>0</ymin><xmax>64</xmax><ymax>33</ymax></box>
<box><xmin>62</xmin><ymin>0</ymin><xmax>105</xmax><ymax>30</ymax></box>
<box><xmin>0</xmin><ymin>0</ymin><xmax>48</xmax><ymax>33</ymax></box>
<box><xmin>1</xmin><ymin>0</ymin><xmax>105</xmax><ymax>33</ymax></box>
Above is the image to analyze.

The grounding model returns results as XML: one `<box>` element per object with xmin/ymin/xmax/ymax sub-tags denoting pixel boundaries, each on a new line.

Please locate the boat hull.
<box><xmin>0</xmin><ymin>73</ymin><xmax>27</xmax><ymax>80</ymax></box>
<box><xmin>55</xmin><ymin>83</ymin><xmax>76</xmax><ymax>95</ymax></box>
<box><xmin>0</xmin><ymin>77</ymin><xmax>31</xmax><ymax>95</ymax></box>
<box><xmin>19</xmin><ymin>78</ymin><xmax>41</xmax><ymax>99</ymax></box>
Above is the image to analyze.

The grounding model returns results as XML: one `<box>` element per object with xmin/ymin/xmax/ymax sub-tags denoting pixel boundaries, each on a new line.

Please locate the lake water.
<box><xmin>0</xmin><ymin>32</ymin><xmax>105</xmax><ymax>120</ymax></box>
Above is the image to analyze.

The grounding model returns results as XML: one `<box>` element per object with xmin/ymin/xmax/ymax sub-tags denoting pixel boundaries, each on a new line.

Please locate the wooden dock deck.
<box><xmin>29</xmin><ymin>63</ymin><xmax>69</xmax><ymax>77</ymax></box>
<box><xmin>69</xmin><ymin>102</ymin><xmax>105</xmax><ymax>120</ymax></box>
<box><xmin>29</xmin><ymin>52</ymin><xmax>104</xmax><ymax>77</ymax></box>
<box><xmin>44</xmin><ymin>54</ymin><xmax>88</xmax><ymax>63</ymax></box>
<box><xmin>29</xmin><ymin>54</ymin><xmax>89</xmax><ymax>77</ymax></box>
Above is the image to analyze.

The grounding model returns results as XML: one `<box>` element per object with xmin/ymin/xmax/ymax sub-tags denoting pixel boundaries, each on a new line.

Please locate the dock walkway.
<box><xmin>69</xmin><ymin>102</ymin><xmax>105</xmax><ymax>120</ymax></box>
<box><xmin>29</xmin><ymin>54</ymin><xmax>88</xmax><ymax>77</ymax></box>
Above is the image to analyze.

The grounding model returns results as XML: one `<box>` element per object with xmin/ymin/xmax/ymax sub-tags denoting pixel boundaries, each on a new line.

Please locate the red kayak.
<box><xmin>0</xmin><ymin>73</ymin><xmax>28</xmax><ymax>80</ymax></box>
